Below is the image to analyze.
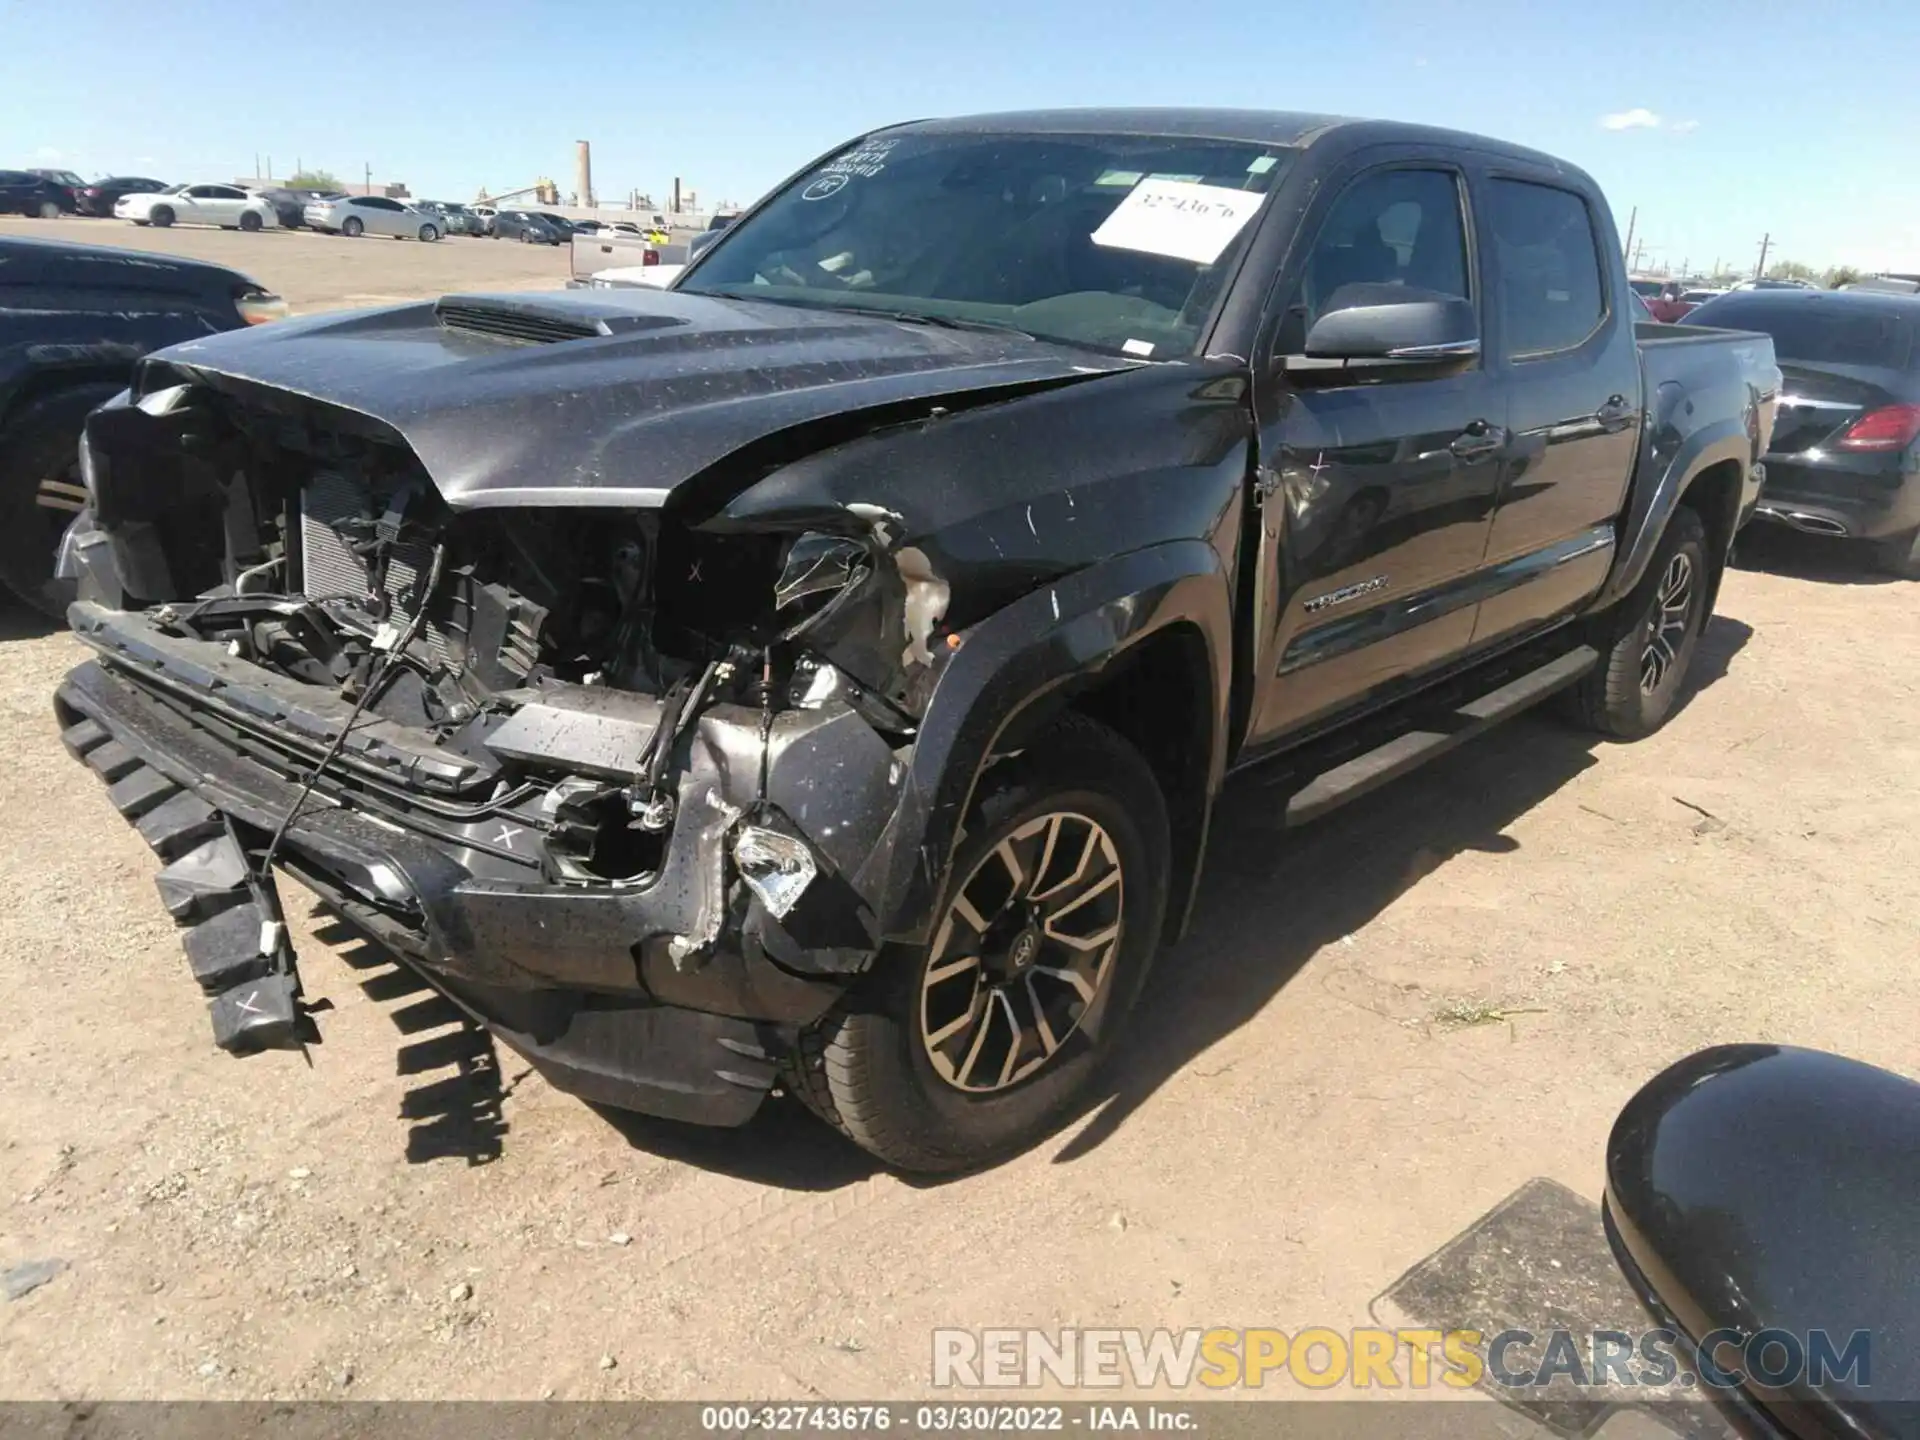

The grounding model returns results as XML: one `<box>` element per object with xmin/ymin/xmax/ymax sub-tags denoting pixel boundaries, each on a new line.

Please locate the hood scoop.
<box><xmin>434</xmin><ymin>293</ymin><xmax>692</xmax><ymax>346</ymax></box>
<box><xmin>435</xmin><ymin>298</ymin><xmax>603</xmax><ymax>345</ymax></box>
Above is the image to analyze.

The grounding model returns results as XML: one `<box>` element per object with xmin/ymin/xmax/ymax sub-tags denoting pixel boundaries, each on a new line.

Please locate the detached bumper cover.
<box><xmin>56</xmin><ymin>636</ymin><xmax>902</xmax><ymax>1126</ymax></box>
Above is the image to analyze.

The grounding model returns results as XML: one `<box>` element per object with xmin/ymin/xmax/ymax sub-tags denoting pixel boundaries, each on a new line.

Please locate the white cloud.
<box><xmin>1600</xmin><ymin>108</ymin><xmax>1662</xmax><ymax>131</ymax></box>
<box><xmin>1671</xmin><ymin>119</ymin><xmax>1700</xmax><ymax>134</ymax></box>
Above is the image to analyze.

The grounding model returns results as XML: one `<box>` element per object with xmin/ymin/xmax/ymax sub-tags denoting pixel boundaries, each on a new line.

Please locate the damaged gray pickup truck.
<box><xmin>57</xmin><ymin>110</ymin><xmax>1777</xmax><ymax>1171</ymax></box>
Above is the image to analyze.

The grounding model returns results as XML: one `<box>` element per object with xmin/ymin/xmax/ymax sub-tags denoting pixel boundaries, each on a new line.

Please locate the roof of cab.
<box><xmin>885</xmin><ymin>107</ymin><xmax>1577</xmax><ymax>173</ymax></box>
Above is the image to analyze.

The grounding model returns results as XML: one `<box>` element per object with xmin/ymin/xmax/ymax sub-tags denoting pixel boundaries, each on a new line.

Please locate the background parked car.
<box><xmin>0</xmin><ymin>234</ymin><xmax>284</xmax><ymax>613</ymax></box>
<box><xmin>116</xmin><ymin>184</ymin><xmax>278</xmax><ymax>231</ymax></box>
<box><xmin>492</xmin><ymin>210</ymin><xmax>570</xmax><ymax>245</ymax></box>
<box><xmin>26</xmin><ymin>169</ymin><xmax>87</xmax><ymax>213</ymax></box>
<box><xmin>1684</xmin><ymin>288</ymin><xmax>1920</xmax><ymax>577</ymax></box>
<box><xmin>470</xmin><ymin>204</ymin><xmax>498</xmax><ymax>235</ymax></box>
<box><xmin>250</xmin><ymin>186</ymin><xmax>346</xmax><ymax>229</ymax></box>
<box><xmin>411</xmin><ymin>200</ymin><xmax>482</xmax><ymax>236</ymax></box>
<box><xmin>304</xmin><ymin>195</ymin><xmax>443</xmax><ymax>241</ymax></box>
<box><xmin>0</xmin><ymin>171</ymin><xmax>75</xmax><ymax>219</ymax></box>
<box><xmin>73</xmin><ymin>176</ymin><xmax>168</xmax><ymax>217</ymax></box>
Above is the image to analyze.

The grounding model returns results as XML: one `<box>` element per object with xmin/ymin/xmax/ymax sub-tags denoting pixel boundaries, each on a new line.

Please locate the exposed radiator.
<box><xmin>299</xmin><ymin>472</ymin><xmax>448</xmax><ymax>663</ymax></box>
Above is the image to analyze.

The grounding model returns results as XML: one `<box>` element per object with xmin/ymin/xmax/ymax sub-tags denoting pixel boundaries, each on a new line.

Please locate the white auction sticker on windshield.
<box><xmin>1090</xmin><ymin>178</ymin><xmax>1266</xmax><ymax>265</ymax></box>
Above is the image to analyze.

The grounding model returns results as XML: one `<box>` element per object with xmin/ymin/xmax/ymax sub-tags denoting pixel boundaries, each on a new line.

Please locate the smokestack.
<box><xmin>574</xmin><ymin>141</ymin><xmax>593</xmax><ymax>209</ymax></box>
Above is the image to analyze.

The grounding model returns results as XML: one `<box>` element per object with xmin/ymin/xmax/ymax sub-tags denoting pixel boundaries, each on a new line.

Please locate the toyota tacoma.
<box><xmin>56</xmin><ymin>110</ymin><xmax>1777</xmax><ymax>1171</ymax></box>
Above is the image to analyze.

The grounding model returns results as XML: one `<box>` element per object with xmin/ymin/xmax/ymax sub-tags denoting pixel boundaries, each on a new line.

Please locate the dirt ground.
<box><xmin>1</xmin><ymin>219</ymin><xmax>1916</xmax><ymax>1415</ymax></box>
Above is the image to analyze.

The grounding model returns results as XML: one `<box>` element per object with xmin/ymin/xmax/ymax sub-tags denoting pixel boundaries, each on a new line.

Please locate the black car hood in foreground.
<box><xmin>138</xmin><ymin>287</ymin><xmax>1135</xmax><ymax>510</ymax></box>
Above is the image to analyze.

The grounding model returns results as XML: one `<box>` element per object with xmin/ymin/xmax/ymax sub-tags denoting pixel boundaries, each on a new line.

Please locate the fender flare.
<box><xmin>1596</xmin><ymin>412</ymin><xmax>1754</xmax><ymax>610</ymax></box>
<box><xmin>854</xmin><ymin>538</ymin><xmax>1234</xmax><ymax>945</ymax></box>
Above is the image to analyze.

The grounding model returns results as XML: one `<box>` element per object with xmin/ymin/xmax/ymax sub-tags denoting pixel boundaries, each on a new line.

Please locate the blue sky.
<box><xmin>7</xmin><ymin>0</ymin><xmax>1917</xmax><ymax>273</ymax></box>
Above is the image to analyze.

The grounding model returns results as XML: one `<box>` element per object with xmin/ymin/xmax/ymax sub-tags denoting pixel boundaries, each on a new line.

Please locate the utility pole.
<box><xmin>1755</xmin><ymin>233</ymin><xmax>1771</xmax><ymax>281</ymax></box>
<box><xmin>364</xmin><ymin>162</ymin><xmax>372</xmax><ymax>196</ymax></box>
<box><xmin>1631</xmin><ymin>237</ymin><xmax>1645</xmax><ymax>273</ymax></box>
<box><xmin>1622</xmin><ymin>206</ymin><xmax>1637</xmax><ymax>266</ymax></box>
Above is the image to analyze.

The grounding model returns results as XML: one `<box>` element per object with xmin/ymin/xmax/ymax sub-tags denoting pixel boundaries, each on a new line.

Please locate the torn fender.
<box><xmin>852</xmin><ymin>538</ymin><xmax>1238</xmax><ymax>947</ymax></box>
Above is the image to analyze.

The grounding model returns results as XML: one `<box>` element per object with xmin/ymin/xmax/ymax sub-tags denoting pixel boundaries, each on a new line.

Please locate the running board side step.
<box><xmin>1284</xmin><ymin>646</ymin><xmax>1598</xmax><ymax>827</ymax></box>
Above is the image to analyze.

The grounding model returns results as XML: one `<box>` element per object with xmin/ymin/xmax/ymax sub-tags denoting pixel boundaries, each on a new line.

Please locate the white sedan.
<box><xmin>304</xmin><ymin>195</ymin><xmax>443</xmax><ymax>241</ymax></box>
<box><xmin>115</xmin><ymin>183</ymin><xmax>279</xmax><ymax>231</ymax></box>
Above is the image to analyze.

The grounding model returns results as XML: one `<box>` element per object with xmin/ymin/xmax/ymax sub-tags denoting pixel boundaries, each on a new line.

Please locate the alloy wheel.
<box><xmin>1639</xmin><ymin>550</ymin><xmax>1694</xmax><ymax>694</ymax></box>
<box><xmin>919</xmin><ymin>811</ymin><xmax>1124</xmax><ymax>1094</ymax></box>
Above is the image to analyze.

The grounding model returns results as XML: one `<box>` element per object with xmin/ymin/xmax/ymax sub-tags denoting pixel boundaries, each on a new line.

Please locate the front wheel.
<box><xmin>1565</xmin><ymin>506</ymin><xmax>1710</xmax><ymax>739</ymax></box>
<box><xmin>149</xmin><ymin>206</ymin><xmax>174</xmax><ymax>228</ymax></box>
<box><xmin>418</xmin><ymin>224</ymin><xmax>439</xmax><ymax>242</ymax></box>
<box><xmin>35</xmin><ymin>201</ymin><xmax>61</xmax><ymax>220</ymax></box>
<box><xmin>788</xmin><ymin>715</ymin><xmax>1170</xmax><ymax>1172</ymax></box>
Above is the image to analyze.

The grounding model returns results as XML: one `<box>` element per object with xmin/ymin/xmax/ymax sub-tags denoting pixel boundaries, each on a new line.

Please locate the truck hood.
<box><xmin>139</xmin><ymin>287</ymin><xmax>1133</xmax><ymax>512</ymax></box>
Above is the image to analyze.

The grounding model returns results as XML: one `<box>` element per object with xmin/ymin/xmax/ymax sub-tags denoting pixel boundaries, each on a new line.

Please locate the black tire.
<box><xmin>342</xmin><ymin>217</ymin><xmax>363</xmax><ymax>238</ymax></box>
<box><xmin>1871</xmin><ymin>527</ymin><xmax>1920</xmax><ymax>580</ymax></box>
<box><xmin>1566</xmin><ymin>506</ymin><xmax>1710</xmax><ymax>740</ymax></box>
<box><xmin>149</xmin><ymin>206</ymin><xmax>174</xmax><ymax>228</ymax></box>
<box><xmin>0</xmin><ymin>382</ymin><xmax>122</xmax><ymax>617</ymax></box>
<box><xmin>418</xmin><ymin>224</ymin><xmax>439</xmax><ymax>243</ymax></box>
<box><xmin>788</xmin><ymin>714</ymin><xmax>1171</xmax><ymax>1173</ymax></box>
<box><xmin>239</xmin><ymin>211</ymin><xmax>262</xmax><ymax>232</ymax></box>
<box><xmin>35</xmin><ymin>201</ymin><xmax>61</xmax><ymax>220</ymax></box>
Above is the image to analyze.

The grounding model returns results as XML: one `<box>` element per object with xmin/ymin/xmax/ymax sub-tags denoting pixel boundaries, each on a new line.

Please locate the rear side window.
<box><xmin>1487</xmin><ymin>180</ymin><xmax>1607</xmax><ymax>356</ymax></box>
<box><xmin>1687</xmin><ymin>299</ymin><xmax>1916</xmax><ymax>370</ymax></box>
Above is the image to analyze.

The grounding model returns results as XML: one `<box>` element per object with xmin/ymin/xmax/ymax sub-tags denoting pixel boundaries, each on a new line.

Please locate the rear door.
<box><xmin>1247</xmin><ymin>155</ymin><xmax>1507</xmax><ymax>743</ymax></box>
<box><xmin>1469</xmin><ymin>170</ymin><xmax>1642</xmax><ymax>648</ymax></box>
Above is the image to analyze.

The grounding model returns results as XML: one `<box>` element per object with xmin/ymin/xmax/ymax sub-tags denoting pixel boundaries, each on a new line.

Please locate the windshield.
<box><xmin>679</xmin><ymin>130</ymin><xmax>1293</xmax><ymax>357</ymax></box>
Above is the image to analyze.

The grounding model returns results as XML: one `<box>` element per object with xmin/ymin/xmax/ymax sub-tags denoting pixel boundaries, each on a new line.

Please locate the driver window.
<box><xmin>1275</xmin><ymin>168</ymin><xmax>1471</xmax><ymax>353</ymax></box>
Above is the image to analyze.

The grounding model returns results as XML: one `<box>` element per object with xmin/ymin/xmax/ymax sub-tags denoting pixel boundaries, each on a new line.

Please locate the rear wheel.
<box><xmin>1872</xmin><ymin>527</ymin><xmax>1920</xmax><ymax>580</ymax></box>
<box><xmin>149</xmin><ymin>206</ymin><xmax>174</xmax><ymax>228</ymax></box>
<box><xmin>0</xmin><ymin>382</ymin><xmax>122</xmax><ymax>616</ymax></box>
<box><xmin>788</xmin><ymin>715</ymin><xmax>1170</xmax><ymax>1172</ymax></box>
<box><xmin>1566</xmin><ymin>506</ymin><xmax>1709</xmax><ymax>739</ymax></box>
<box><xmin>342</xmin><ymin>217</ymin><xmax>363</xmax><ymax>238</ymax></box>
<box><xmin>239</xmin><ymin>210</ymin><xmax>262</xmax><ymax>232</ymax></box>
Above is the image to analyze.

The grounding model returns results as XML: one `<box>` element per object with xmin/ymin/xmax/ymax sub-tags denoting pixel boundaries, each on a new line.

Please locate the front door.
<box><xmin>1247</xmin><ymin>161</ymin><xmax>1506</xmax><ymax>745</ymax></box>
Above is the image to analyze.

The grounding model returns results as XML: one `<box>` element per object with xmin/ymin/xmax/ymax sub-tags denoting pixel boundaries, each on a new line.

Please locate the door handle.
<box><xmin>1450</xmin><ymin>420</ymin><xmax>1509</xmax><ymax>461</ymax></box>
<box><xmin>1595</xmin><ymin>394</ymin><xmax>1635</xmax><ymax>431</ymax></box>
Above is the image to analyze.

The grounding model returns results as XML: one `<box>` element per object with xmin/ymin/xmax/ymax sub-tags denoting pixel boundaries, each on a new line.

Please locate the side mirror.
<box><xmin>1284</xmin><ymin>286</ymin><xmax>1479</xmax><ymax>377</ymax></box>
<box><xmin>1606</xmin><ymin>1044</ymin><xmax>1920</xmax><ymax>1438</ymax></box>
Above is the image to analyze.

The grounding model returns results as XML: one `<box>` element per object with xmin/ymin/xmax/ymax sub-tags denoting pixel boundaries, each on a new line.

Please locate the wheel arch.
<box><xmin>1596</xmin><ymin>417</ymin><xmax>1753</xmax><ymax>611</ymax></box>
<box><xmin>858</xmin><ymin>540</ymin><xmax>1234</xmax><ymax>950</ymax></box>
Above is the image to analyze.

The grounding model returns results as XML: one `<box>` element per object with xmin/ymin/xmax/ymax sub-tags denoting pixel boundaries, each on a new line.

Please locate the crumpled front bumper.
<box><xmin>55</xmin><ymin>638</ymin><xmax>903</xmax><ymax>1127</ymax></box>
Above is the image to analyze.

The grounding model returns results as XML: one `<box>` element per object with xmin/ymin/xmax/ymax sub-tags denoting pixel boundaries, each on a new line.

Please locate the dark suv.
<box><xmin>1686</xmin><ymin>288</ymin><xmax>1920</xmax><ymax>577</ymax></box>
<box><xmin>0</xmin><ymin>170</ymin><xmax>74</xmax><ymax>218</ymax></box>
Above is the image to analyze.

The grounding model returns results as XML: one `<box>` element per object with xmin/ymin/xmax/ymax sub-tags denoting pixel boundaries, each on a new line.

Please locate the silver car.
<box><xmin>303</xmin><ymin>194</ymin><xmax>443</xmax><ymax>240</ymax></box>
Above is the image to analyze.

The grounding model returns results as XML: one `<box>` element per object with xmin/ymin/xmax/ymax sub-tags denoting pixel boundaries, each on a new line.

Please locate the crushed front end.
<box><xmin>57</xmin><ymin>375</ymin><xmax>923</xmax><ymax>1127</ymax></box>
